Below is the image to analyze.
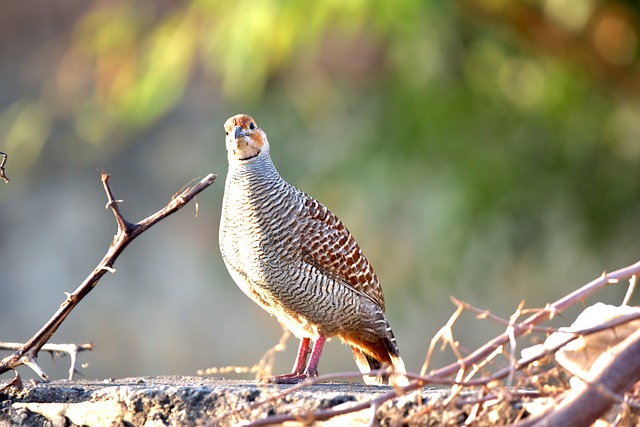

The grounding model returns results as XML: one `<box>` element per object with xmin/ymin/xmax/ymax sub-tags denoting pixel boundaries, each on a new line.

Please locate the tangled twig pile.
<box><xmin>207</xmin><ymin>261</ymin><xmax>640</xmax><ymax>426</ymax></box>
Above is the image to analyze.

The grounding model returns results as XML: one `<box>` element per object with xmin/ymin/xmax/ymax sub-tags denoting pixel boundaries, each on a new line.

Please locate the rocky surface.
<box><xmin>0</xmin><ymin>376</ymin><xmax>461</xmax><ymax>426</ymax></box>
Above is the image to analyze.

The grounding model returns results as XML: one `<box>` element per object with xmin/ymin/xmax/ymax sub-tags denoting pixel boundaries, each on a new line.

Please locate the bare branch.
<box><xmin>420</xmin><ymin>301</ymin><xmax>465</xmax><ymax>376</ymax></box>
<box><xmin>0</xmin><ymin>172</ymin><xmax>216</xmax><ymax>380</ymax></box>
<box><xmin>452</xmin><ymin>297</ymin><xmax>557</xmax><ymax>334</ymax></box>
<box><xmin>622</xmin><ymin>274</ymin><xmax>637</xmax><ymax>306</ymax></box>
<box><xmin>197</xmin><ymin>329</ymin><xmax>291</xmax><ymax>378</ymax></box>
<box><xmin>0</xmin><ymin>342</ymin><xmax>93</xmax><ymax>380</ymax></box>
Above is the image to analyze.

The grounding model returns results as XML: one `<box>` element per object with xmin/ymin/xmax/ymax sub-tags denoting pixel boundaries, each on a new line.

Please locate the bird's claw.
<box><xmin>266</xmin><ymin>371</ymin><xmax>317</xmax><ymax>384</ymax></box>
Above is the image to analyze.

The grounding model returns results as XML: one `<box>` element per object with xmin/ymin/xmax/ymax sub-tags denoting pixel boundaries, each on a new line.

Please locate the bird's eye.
<box><xmin>249</xmin><ymin>122</ymin><xmax>255</xmax><ymax>130</ymax></box>
<box><xmin>225</xmin><ymin>131</ymin><xmax>229</xmax><ymax>136</ymax></box>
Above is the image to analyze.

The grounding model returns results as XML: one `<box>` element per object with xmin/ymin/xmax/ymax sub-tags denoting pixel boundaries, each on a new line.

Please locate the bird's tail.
<box><xmin>352</xmin><ymin>347</ymin><xmax>408</xmax><ymax>386</ymax></box>
<box><xmin>351</xmin><ymin>335</ymin><xmax>409</xmax><ymax>386</ymax></box>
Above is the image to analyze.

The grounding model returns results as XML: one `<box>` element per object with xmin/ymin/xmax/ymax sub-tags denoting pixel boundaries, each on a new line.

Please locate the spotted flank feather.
<box><xmin>300</xmin><ymin>196</ymin><xmax>385</xmax><ymax>310</ymax></box>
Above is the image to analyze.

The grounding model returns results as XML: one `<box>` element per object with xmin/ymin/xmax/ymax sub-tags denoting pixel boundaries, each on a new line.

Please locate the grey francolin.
<box><xmin>219</xmin><ymin>114</ymin><xmax>408</xmax><ymax>385</ymax></box>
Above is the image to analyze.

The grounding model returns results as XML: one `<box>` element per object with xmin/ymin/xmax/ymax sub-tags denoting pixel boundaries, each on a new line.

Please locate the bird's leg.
<box><xmin>303</xmin><ymin>335</ymin><xmax>325</xmax><ymax>377</ymax></box>
<box><xmin>291</xmin><ymin>337</ymin><xmax>311</xmax><ymax>374</ymax></box>
<box><xmin>269</xmin><ymin>336</ymin><xmax>326</xmax><ymax>384</ymax></box>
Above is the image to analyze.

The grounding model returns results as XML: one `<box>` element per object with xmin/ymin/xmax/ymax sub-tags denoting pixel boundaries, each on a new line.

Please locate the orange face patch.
<box><xmin>224</xmin><ymin>114</ymin><xmax>257</xmax><ymax>134</ymax></box>
<box><xmin>224</xmin><ymin>114</ymin><xmax>266</xmax><ymax>160</ymax></box>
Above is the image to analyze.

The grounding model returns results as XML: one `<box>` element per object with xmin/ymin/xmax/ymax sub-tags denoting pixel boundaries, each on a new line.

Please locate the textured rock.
<box><xmin>0</xmin><ymin>376</ymin><xmax>451</xmax><ymax>426</ymax></box>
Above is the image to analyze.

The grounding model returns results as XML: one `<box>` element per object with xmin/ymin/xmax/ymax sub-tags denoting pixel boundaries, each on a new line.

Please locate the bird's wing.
<box><xmin>299</xmin><ymin>194</ymin><xmax>386</xmax><ymax>310</ymax></box>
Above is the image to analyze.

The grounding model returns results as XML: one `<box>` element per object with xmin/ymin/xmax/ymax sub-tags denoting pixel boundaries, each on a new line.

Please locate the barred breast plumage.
<box><xmin>219</xmin><ymin>114</ymin><xmax>407</xmax><ymax>385</ymax></box>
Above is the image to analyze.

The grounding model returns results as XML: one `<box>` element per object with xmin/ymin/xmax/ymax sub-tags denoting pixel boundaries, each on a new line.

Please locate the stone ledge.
<box><xmin>0</xmin><ymin>376</ymin><xmax>457</xmax><ymax>426</ymax></box>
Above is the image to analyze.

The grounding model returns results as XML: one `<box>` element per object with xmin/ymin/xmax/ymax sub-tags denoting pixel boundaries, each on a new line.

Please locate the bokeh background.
<box><xmin>2</xmin><ymin>0</ymin><xmax>640</xmax><ymax>381</ymax></box>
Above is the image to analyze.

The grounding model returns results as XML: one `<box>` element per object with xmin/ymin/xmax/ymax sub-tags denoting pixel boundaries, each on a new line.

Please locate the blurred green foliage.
<box><xmin>2</xmin><ymin>0</ymin><xmax>640</xmax><ymax>299</ymax></box>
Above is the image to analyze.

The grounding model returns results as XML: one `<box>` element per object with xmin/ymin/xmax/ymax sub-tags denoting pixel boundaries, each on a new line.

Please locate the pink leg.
<box><xmin>304</xmin><ymin>335</ymin><xmax>326</xmax><ymax>377</ymax></box>
<box><xmin>291</xmin><ymin>337</ymin><xmax>310</xmax><ymax>374</ymax></box>
<box><xmin>270</xmin><ymin>336</ymin><xmax>326</xmax><ymax>384</ymax></box>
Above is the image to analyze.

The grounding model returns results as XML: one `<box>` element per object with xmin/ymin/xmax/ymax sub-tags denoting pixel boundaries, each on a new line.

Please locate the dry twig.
<box><xmin>0</xmin><ymin>342</ymin><xmax>93</xmax><ymax>380</ymax></box>
<box><xmin>0</xmin><ymin>172</ymin><xmax>216</xmax><ymax>382</ymax></box>
<box><xmin>623</xmin><ymin>274</ymin><xmax>637</xmax><ymax>306</ymax></box>
<box><xmin>197</xmin><ymin>330</ymin><xmax>291</xmax><ymax>378</ymax></box>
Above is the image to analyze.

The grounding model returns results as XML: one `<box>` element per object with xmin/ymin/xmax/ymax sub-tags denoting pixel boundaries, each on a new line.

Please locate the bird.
<box><xmin>219</xmin><ymin>113</ymin><xmax>408</xmax><ymax>386</ymax></box>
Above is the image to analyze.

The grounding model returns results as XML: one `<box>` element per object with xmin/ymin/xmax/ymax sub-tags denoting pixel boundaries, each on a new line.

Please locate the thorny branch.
<box><xmin>0</xmin><ymin>172</ymin><xmax>216</xmax><ymax>382</ymax></box>
<box><xmin>0</xmin><ymin>342</ymin><xmax>93</xmax><ymax>380</ymax></box>
<box><xmin>216</xmin><ymin>259</ymin><xmax>640</xmax><ymax>425</ymax></box>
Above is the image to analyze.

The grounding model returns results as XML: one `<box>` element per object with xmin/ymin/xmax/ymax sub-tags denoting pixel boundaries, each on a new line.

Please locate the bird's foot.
<box><xmin>263</xmin><ymin>337</ymin><xmax>325</xmax><ymax>384</ymax></box>
<box><xmin>266</xmin><ymin>371</ymin><xmax>317</xmax><ymax>384</ymax></box>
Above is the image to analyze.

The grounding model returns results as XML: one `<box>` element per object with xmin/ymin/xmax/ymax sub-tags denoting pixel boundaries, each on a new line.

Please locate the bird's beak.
<box><xmin>234</xmin><ymin>126</ymin><xmax>246</xmax><ymax>139</ymax></box>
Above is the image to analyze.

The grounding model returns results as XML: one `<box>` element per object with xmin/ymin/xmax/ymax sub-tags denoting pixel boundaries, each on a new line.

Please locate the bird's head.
<box><xmin>224</xmin><ymin>114</ymin><xmax>269</xmax><ymax>163</ymax></box>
